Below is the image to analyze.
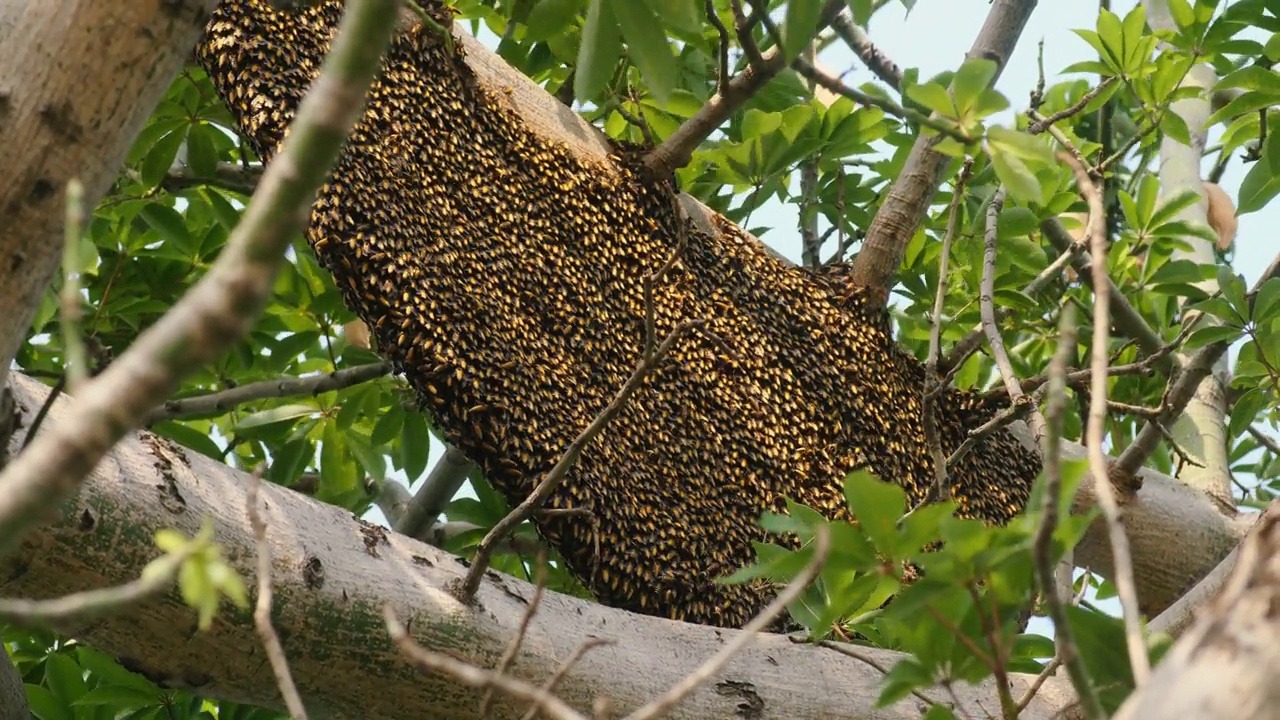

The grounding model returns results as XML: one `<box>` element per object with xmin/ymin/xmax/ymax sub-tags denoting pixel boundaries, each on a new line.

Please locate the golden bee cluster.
<box><xmin>198</xmin><ymin>0</ymin><xmax>1042</xmax><ymax>628</ymax></box>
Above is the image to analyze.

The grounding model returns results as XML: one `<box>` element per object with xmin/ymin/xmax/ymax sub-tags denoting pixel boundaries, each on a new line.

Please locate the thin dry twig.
<box><xmin>620</xmin><ymin>526</ymin><xmax>830</xmax><ymax>720</ymax></box>
<box><xmin>519</xmin><ymin>638</ymin><xmax>614</xmax><ymax>720</ymax></box>
<box><xmin>0</xmin><ymin>546</ymin><xmax>196</xmax><ymax>624</ymax></box>
<box><xmin>1029</xmin><ymin>305</ymin><xmax>1104</xmax><ymax>719</ymax></box>
<box><xmin>1027</xmin><ymin>77</ymin><xmax>1118</xmax><ymax>135</ymax></box>
<box><xmin>247</xmin><ymin>469</ymin><xmax>308</xmax><ymax>720</ymax></box>
<box><xmin>1062</xmin><ymin>151</ymin><xmax>1151</xmax><ymax>688</ymax></box>
<box><xmin>386</xmin><ymin>607</ymin><xmax>588</xmax><ymax>720</ymax></box>
<box><xmin>480</xmin><ymin>554</ymin><xmax>549</xmax><ymax>718</ymax></box>
<box><xmin>923</xmin><ymin>159</ymin><xmax>974</xmax><ymax>500</ymax></box>
<box><xmin>644</xmin><ymin>0</ymin><xmax>844</xmax><ymax>175</ymax></box>
<box><xmin>453</xmin><ymin>318</ymin><xmax>704</xmax><ymax>602</ymax></box>
<box><xmin>978</xmin><ymin>187</ymin><xmax>1050</xmax><ymax>445</ymax></box>
<box><xmin>817</xmin><ymin>640</ymin><xmax>943</xmax><ymax>708</ymax></box>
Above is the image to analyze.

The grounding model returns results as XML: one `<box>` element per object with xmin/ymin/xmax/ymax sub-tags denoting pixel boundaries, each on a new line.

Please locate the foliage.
<box><xmin>6</xmin><ymin>0</ymin><xmax>1280</xmax><ymax>718</ymax></box>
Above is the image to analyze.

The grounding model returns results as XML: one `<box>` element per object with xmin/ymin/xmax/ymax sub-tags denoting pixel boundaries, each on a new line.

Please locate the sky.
<box><xmin>370</xmin><ymin>0</ymin><xmax>1276</xmax><ymax>632</ymax></box>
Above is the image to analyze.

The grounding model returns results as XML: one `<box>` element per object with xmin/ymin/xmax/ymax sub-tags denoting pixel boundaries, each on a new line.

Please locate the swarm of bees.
<box><xmin>197</xmin><ymin>0</ymin><xmax>1042</xmax><ymax>628</ymax></box>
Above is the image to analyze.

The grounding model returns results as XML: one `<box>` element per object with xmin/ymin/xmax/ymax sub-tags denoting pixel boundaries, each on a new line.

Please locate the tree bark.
<box><xmin>0</xmin><ymin>371</ymin><xmax>1078</xmax><ymax>720</ymax></box>
<box><xmin>848</xmin><ymin>0</ymin><xmax>1039</xmax><ymax>295</ymax></box>
<box><xmin>0</xmin><ymin>0</ymin><xmax>219</xmax><ymax>391</ymax></box>
<box><xmin>1114</xmin><ymin>503</ymin><xmax>1280</xmax><ymax>720</ymax></box>
<box><xmin>1144</xmin><ymin>0</ymin><xmax>1234</xmax><ymax>506</ymax></box>
<box><xmin>0</xmin><ymin>369</ymin><xmax>1248</xmax><ymax>720</ymax></box>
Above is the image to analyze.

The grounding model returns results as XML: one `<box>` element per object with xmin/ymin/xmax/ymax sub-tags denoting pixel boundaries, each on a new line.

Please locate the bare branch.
<box><xmin>385</xmin><ymin>607</ymin><xmax>589</xmax><ymax>720</ymax></box>
<box><xmin>1063</xmin><ymin>151</ymin><xmax>1151</xmax><ymax>688</ymax></box>
<box><xmin>849</xmin><ymin>0</ymin><xmax>1037</xmax><ymax>299</ymax></box>
<box><xmin>1031</xmin><ymin>305</ymin><xmax>1105</xmax><ymax>719</ymax></box>
<box><xmin>828</xmin><ymin>10</ymin><xmax>902</xmax><ymax>89</ymax></box>
<box><xmin>162</xmin><ymin>161</ymin><xmax>265</xmax><ymax>196</ymax></box>
<box><xmin>621</xmin><ymin>527</ymin><xmax>830</xmax><ymax>720</ymax></box>
<box><xmin>394</xmin><ymin>445</ymin><xmax>477</xmax><ymax>539</ymax></box>
<box><xmin>145</xmin><ymin>362</ymin><xmax>392</xmax><ymax>425</ymax></box>
<box><xmin>644</xmin><ymin>0</ymin><xmax>844</xmax><ymax>176</ymax></box>
<box><xmin>248</xmin><ymin>469</ymin><xmax>309</xmax><ymax>720</ymax></box>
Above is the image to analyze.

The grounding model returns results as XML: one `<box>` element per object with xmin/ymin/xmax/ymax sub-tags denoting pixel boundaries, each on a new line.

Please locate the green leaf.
<box><xmin>783</xmin><ymin>0</ymin><xmax>825</xmax><ymax>64</ymax></box>
<box><xmin>844</xmin><ymin>469</ymin><xmax>905</xmax><ymax>551</ymax></box>
<box><xmin>875</xmin><ymin>657</ymin><xmax>935</xmax><ymax>707</ymax></box>
<box><xmin>400</xmin><ymin>411</ymin><xmax>432</xmax><ymax>481</ymax></box>
<box><xmin>43</xmin><ymin>653</ymin><xmax>88</xmax><ymax>705</ymax></box>
<box><xmin>1160</xmin><ymin>111</ymin><xmax>1192</xmax><ymax>147</ymax></box>
<box><xmin>1253</xmin><ymin>278</ymin><xmax>1280</xmax><ymax>322</ymax></box>
<box><xmin>25</xmin><ymin>684</ymin><xmax>71</xmax><ymax>720</ymax></box>
<box><xmin>990</xmin><ymin>150</ymin><xmax>1040</xmax><ymax>204</ymax></box>
<box><xmin>139</xmin><ymin>128</ymin><xmax>186</xmax><ymax>188</ymax></box>
<box><xmin>905</xmin><ymin>82</ymin><xmax>957</xmax><ymax>119</ymax></box>
<box><xmin>525</xmin><ymin>0</ymin><xmax>578</xmax><ymax>42</ymax></box>
<box><xmin>139</xmin><ymin>203</ymin><xmax>192</xmax><ymax>252</ymax></box>
<box><xmin>607</xmin><ymin>0</ymin><xmax>676</xmax><ymax>104</ymax></box>
<box><xmin>574</xmin><ymin>0</ymin><xmax>621</xmax><ymax>102</ymax></box>
<box><xmin>1184</xmin><ymin>324</ymin><xmax>1243</xmax><ymax>350</ymax></box>
<box><xmin>950</xmin><ymin>58</ymin><xmax>998</xmax><ymax>115</ymax></box>
<box><xmin>232</xmin><ymin>403</ymin><xmax>316</xmax><ymax>433</ymax></box>
<box><xmin>997</xmin><ymin>206</ymin><xmax>1039</xmax><ymax>238</ymax></box>
<box><xmin>1238</xmin><ymin>152</ymin><xmax>1280</xmax><ymax>214</ymax></box>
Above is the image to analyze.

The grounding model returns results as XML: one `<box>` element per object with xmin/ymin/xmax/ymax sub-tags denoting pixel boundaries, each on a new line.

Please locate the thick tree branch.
<box><xmin>0</xmin><ymin>0</ymin><xmax>220</xmax><ymax>390</ymax></box>
<box><xmin>849</xmin><ymin>0</ymin><xmax>1037</xmax><ymax>299</ymax></box>
<box><xmin>393</xmin><ymin>445</ymin><xmax>477</xmax><ymax>539</ymax></box>
<box><xmin>0</xmin><ymin>0</ymin><xmax>404</xmax><ymax>557</ymax></box>
<box><xmin>1114</xmin><ymin>503</ymin><xmax>1280</xmax><ymax>720</ymax></box>
<box><xmin>0</xmin><ymin>371</ymin><xmax>1080</xmax><ymax>720</ymax></box>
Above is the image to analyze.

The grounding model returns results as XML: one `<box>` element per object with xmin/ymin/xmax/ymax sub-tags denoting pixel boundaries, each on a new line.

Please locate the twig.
<box><xmin>1030</xmin><ymin>305</ymin><xmax>1104</xmax><ymax>719</ymax></box>
<box><xmin>1110</xmin><ymin>252</ymin><xmax>1280</xmax><ymax>480</ymax></box>
<box><xmin>978</xmin><ymin>188</ymin><xmax>1050</xmax><ymax>445</ymax></box>
<box><xmin>163</xmin><ymin>161</ymin><xmax>264</xmax><ymax>195</ymax></box>
<box><xmin>61</xmin><ymin>179</ymin><xmax>89</xmax><ymax>395</ymax></box>
<box><xmin>385</xmin><ymin>607</ymin><xmax>588</xmax><ymax>720</ymax></box>
<box><xmin>794</xmin><ymin>57</ymin><xmax>973</xmax><ymax>143</ymax></box>
<box><xmin>705</xmin><ymin>0</ymin><xmax>730</xmax><ymax>96</ymax></box>
<box><xmin>1063</xmin><ymin>151</ymin><xmax>1151</xmax><ymax>688</ymax></box>
<box><xmin>0</xmin><ymin>545</ymin><xmax>196</xmax><ymax>624</ymax></box>
<box><xmin>247</xmin><ymin>469</ymin><xmax>308</xmax><ymax>720</ymax></box>
<box><xmin>1249</xmin><ymin>425</ymin><xmax>1280</xmax><ymax>456</ymax></box>
<box><xmin>817</xmin><ymin>640</ymin><xmax>942</xmax><ymax>707</ymax></box>
<box><xmin>1026</xmin><ymin>77</ymin><xmax>1118</xmax><ymax>135</ymax></box>
<box><xmin>519</xmin><ymin>638</ymin><xmax>615</xmax><ymax>720</ymax></box>
<box><xmin>828</xmin><ymin>9</ymin><xmax>902</xmax><ymax>89</ymax></box>
<box><xmin>939</xmin><ymin>242</ymin><xmax>1087</xmax><ymax>376</ymax></box>
<box><xmin>480</xmin><ymin>554</ymin><xmax>548</xmax><ymax>718</ymax></box>
<box><xmin>1014</xmin><ymin>656</ymin><xmax>1065</xmax><ymax>715</ymax></box>
<box><xmin>644</xmin><ymin>0</ymin><xmax>845</xmax><ymax>175</ymax></box>
<box><xmin>924</xmin><ymin>160</ymin><xmax>974</xmax><ymax>500</ymax></box>
<box><xmin>620</xmin><ymin>526</ymin><xmax>830</xmax><ymax>720</ymax></box>
<box><xmin>145</xmin><ymin>362</ymin><xmax>391</xmax><ymax>424</ymax></box>
<box><xmin>0</xmin><ymin>0</ymin><xmax>405</xmax><ymax>557</ymax></box>
<box><xmin>1039</xmin><ymin>217</ymin><xmax>1167</xmax><ymax>365</ymax></box>
<box><xmin>453</xmin><ymin>319</ymin><xmax>704</xmax><ymax>602</ymax></box>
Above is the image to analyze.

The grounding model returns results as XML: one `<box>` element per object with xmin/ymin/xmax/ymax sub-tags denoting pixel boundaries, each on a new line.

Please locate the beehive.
<box><xmin>197</xmin><ymin>0</ymin><xmax>1042</xmax><ymax>628</ymax></box>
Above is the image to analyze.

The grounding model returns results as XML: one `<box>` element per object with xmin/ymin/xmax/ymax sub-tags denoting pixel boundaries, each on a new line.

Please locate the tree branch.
<box><xmin>144</xmin><ymin>362</ymin><xmax>392</xmax><ymax>425</ymax></box>
<box><xmin>1</xmin><ymin>370</ymin><xmax>1082</xmax><ymax>720</ymax></box>
<box><xmin>0</xmin><ymin>0</ymin><xmax>220</xmax><ymax>390</ymax></box>
<box><xmin>0</xmin><ymin>0</ymin><xmax>404</xmax><ymax>557</ymax></box>
<box><xmin>643</xmin><ymin>0</ymin><xmax>845</xmax><ymax>176</ymax></box>
<box><xmin>848</xmin><ymin>0</ymin><xmax>1037</xmax><ymax>300</ymax></box>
